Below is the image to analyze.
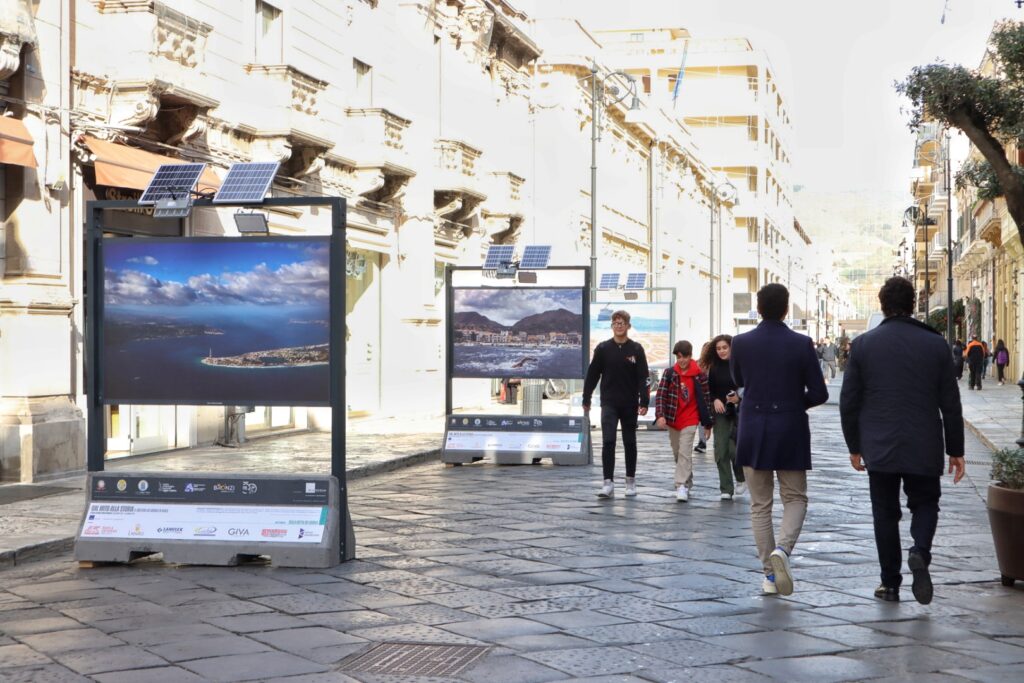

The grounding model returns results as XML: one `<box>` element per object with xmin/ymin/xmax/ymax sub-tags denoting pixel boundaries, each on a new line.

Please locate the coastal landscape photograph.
<box><xmin>451</xmin><ymin>287</ymin><xmax>585</xmax><ymax>379</ymax></box>
<box><xmin>590</xmin><ymin>302</ymin><xmax>672</xmax><ymax>368</ymax></box>
<box><xmin>102</xmin><ymin>237</ymin><xmax>331</xmax><ymax>405</ymax></box>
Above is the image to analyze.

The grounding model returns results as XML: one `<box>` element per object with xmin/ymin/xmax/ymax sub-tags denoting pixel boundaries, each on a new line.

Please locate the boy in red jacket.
<box><xmin>655</xmin><ymin>341</ymin><xmax>713</xmax><ymax>501</ymax></box>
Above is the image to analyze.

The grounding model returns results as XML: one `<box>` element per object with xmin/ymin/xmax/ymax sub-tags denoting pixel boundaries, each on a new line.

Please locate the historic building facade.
<box><xmin>2</xmin><ymin>1</ymin><xmax>833</xmax><ymax>482</ymax></box>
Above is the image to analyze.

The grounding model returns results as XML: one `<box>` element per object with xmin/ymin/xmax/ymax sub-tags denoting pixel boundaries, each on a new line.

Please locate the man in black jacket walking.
<box><xmin>583</xmin><ymin>310</ymin><xmax>650</xmax><ymax>498</ymax></box>
<box><xmin>840</xmin><ymin>277</ymin><xmax>965</xmax><ymax>604</ymax></box>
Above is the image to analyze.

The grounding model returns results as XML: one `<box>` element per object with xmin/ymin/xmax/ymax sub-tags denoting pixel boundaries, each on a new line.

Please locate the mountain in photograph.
<box><xmin>453</xmin><ymin>311</ymin><xmax>505</xmax><ymax>332</ymax></box>
<box><xmin>511</xmin><ymin>308</ymin><xmax>583</xmax><ymax>334</ymax></box>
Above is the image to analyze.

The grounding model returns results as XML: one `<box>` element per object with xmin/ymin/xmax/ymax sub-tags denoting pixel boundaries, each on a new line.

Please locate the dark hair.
<box><xmin>673</xmin><ymin>340</ymin><xmax>693</xmax><ymax>358</ymax></box>
<box><xmin>878</xmin><ymin>276</ymin><xmax>915</xmax><ymax>317</ymax></box>
<box><xmin>699</xmin><ymin>334</ymin><xmax>733</xmax><ymax>369</ymax></box>
<box><xmin>611</xmin><ymin>310</ymin><xmax>631</xmax><ymax>325</ymax></box>
<box><xmin>997</xmin><ymin>339</ymin><xmax>1006</xmax><ymax>351</ymax></box>
<box><xmin>757</xmin><ymin>283</ymin><xmax>789</xmax><ymax>321</ymax></box>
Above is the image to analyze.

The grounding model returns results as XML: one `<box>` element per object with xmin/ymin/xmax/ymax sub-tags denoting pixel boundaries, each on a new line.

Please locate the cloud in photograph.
<box><xmin>105</xmin><ymin>257</ymin><xmax>328</xmax><ymax>306</ymax></box>
<box><xmin>455</xmin><ymin>288</ymin><xmax>582</xmax><ymax>325</ymax></box>
<box><xmin>126</xmin><ymin>256</ymin><xmax>159</xmax><ymax>265</ymax></box>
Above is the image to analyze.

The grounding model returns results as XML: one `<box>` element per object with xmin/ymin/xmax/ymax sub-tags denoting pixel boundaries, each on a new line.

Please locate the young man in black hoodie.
<box><xmin>583</xmin><ymin>310</ymin><xmax>650</xmax><ymax>497</ymax></box>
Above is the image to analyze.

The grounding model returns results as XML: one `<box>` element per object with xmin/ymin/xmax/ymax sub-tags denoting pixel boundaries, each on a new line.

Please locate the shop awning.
<box><xmin>83</xmin><ymin>136</ymin><xmax>220</xmax><ymax>192</ymax></box>
<box><xmin>0</xmin><ymin>116</ymin><xmax>38</xmax><ymax>168</ymax></box>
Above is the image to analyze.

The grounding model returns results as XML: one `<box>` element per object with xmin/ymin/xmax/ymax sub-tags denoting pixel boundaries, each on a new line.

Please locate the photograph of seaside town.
<box><xmin>451</xmin><ymin>287</ymin><xmax>585</xmax><ymax>379</ymax></box>
<box><xmin>590</xmin><ymin>302</ymin><xmax>672</xmax><ymax>368</ymax></box>
<box><xmin>102</xmin><ymin>238</ymin><xmax>331</xmax><ymax>405</ymax></box>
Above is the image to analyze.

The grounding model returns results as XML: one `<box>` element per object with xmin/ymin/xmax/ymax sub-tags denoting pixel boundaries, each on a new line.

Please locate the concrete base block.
<box><xmin>0</xmin><ymin>396</ymin><xmax>85</xmax><ymax>483</ymax></box>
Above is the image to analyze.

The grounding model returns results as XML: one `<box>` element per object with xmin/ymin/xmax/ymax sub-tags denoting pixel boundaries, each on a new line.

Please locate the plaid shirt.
<box><xmin>656</xmin><ymin>365</ymin><xmax>714</xmax><ymax>426</ymax></box>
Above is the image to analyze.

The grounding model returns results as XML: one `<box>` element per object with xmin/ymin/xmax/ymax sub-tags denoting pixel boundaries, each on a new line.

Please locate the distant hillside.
<box><xmin>511</xmin><ymin>308</ymin><xmax>582</xmax><ymax>334</ymax></box>
<box><xmin>453</xmin><ymin>311</ymin><xmax>505</xmax><ymax>332</ymax></box>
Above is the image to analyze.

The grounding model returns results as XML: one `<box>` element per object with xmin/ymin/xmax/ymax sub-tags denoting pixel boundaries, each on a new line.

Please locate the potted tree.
<box><xmin>989</xmin><ymin>447</ymin><xmax>1024</xmax><ymax>586</ymax></box>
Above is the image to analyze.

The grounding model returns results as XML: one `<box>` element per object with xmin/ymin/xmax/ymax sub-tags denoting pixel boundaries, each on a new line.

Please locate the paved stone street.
<box><xmin>2</xmin><ymin>401</ymin><xmax>1023</xmax><ymax>682</ymax></box>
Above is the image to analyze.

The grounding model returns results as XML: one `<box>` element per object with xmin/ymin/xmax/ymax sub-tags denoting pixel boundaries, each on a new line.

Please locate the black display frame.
<box><xmin>98</xmin><ymin>234</ymin><xmax>332</xmax><ymax>407</ymax></box>
<box><xmin>444</xmin><ymin>266</ymin><xmax>590</xmax><ymax>416</ymax></box>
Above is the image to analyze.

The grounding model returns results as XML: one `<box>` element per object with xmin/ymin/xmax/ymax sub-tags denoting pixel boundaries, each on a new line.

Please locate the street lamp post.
<box><xmin>945</xmin><ymin>130</ymin><xmax>954</xmax><ymax>343</ymax></box>
<box><xmin>924</xmin><ymin>198</ymin><xmax>930</xmax><ymax>321</ymax></box>
<box><xmin>588</xmin><ymin>60</ymin><xmax>640</xmax><ymax>301</ymax></box>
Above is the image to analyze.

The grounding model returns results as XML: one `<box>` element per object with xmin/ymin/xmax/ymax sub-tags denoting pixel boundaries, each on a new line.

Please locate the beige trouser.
<box><xmin>744</xmin><ymin>467</ymin><xmax>808</xmax><ymax>575</ymax></box>
<box><xmin>668</xmin><ymin>425</ymin><xmax>697</xmax><ymax>489</ymax></box>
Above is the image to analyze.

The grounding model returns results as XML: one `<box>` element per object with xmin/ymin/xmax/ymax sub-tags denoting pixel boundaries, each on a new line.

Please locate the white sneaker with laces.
<box><xmin>720</xmin><ymin>492</ymin><xmax>733</xmax><ymax>500</ymax></box>
<box><xmin>735</xmin><ymin>481</ymin><xmax>747</xmax><ymax>497</ymax></box>
<box><xmin>762</xmin><ymin>575</ymin><xmax>778</xmax><ymax>594</ymax></box>
<box><xmin>769</xmin><ymin>547</ymin><xmax>794</xmax><ymax>596</ymax></box>
<box><xmin>675</xmin><ymin>485</ymin><xmax>689</xmax><ymax>502</ymax></box>
<box><xmin>624</xmin><ymin>477</ymin><xmax>637</xmax><ymax>497</ymax></box>
<box><xmin>597</xmin><ymin>480</ymin><xmax>614</xmax><ymax>498</ymax></box>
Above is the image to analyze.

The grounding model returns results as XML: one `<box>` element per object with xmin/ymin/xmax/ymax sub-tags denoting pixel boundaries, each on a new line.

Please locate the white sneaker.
<box><xmin>597</xmin><ymin>480</ymin><xmax>614</xmax><ymax>498</ymax></box>
<box><xmin>720</xmin><ymin>492</ymin><xmax>733</xmax><ymax>500</ymax></box>
<box><xmin>624</xmin><ymin>477</ymin><xmax>637</xmax><ymax>497</ymax></box>
<box><xmin>675</xmin><ymin>485</ymin><xmax>689</xmax><ymax>502</ymax></box>
<box><xmin>735</xmin><ymin>482</ymin><xmax>747</xmax><ymax>497</ymax></box>
<box><xmin>769</xmin><ymin>547</ymin><xmax>794</xmax><ymax>596</ymax></box>
<box><xmin>762</xmin><ymin>575</ymin><xmax>778</xmax><ymax>594</ymax></box>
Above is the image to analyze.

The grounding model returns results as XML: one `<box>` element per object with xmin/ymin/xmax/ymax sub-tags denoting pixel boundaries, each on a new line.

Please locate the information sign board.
<box><xmin>441</xmin><ymin>414</ymin><xmax>591</xmax><ymax>465</ymax></box>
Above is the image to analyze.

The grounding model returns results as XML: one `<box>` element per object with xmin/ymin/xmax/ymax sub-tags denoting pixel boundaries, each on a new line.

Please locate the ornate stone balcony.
<box><xmin>435</xmin><ymin>138</ymin><xmax>486</xmax><ymax>197</ymax></box>
<box><xmin>482</xmin><ymin>171</ymin><xmax>524</xmax><ymax>239</ymax></box>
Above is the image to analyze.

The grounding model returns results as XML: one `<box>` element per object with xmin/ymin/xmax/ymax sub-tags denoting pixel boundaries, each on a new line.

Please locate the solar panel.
<box><xmin>599</xmin><ymin>273</ymin><xmax>621</xmax><ymax>289</ymax></box>
<box><xmin>213</xmin><ymin>162</ymin><xmax>280</xmax><ymax>204</ymax></box>
<box><xmin>139</xmin><ymin>163</ymin><xmax>206</xmax><ymax>205</ymax></box>
<box><xmin>519</xmin><ymin>245</ymin><xmax>551</xmax><ymax>270</ymax></box>
<box><xmin>625</xmin><ymin>272</ymin><xmax>647</xmax><ymax>290</ymax></box>
<box><xmin>483</xmin><ymin>244</ymin><xmax>516</xmax><ymax>270</ymax></box>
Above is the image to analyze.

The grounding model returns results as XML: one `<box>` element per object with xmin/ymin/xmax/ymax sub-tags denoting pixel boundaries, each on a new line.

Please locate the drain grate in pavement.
<box><xmin>338</xmin><ymin>642</ymin><xmax>489</xmax><ymax>677</ymax></box>
<box><xmin>0</xmin><ymin>484</ymin><xmax>77</xmax><ymax>505</ymax></box>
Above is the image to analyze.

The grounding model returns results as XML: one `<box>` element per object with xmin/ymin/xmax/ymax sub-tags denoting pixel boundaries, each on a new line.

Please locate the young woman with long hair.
<box><xmin>700</xmin><ymin>334</ymin><xmax>746</xmax><ymax>499</ymax></box>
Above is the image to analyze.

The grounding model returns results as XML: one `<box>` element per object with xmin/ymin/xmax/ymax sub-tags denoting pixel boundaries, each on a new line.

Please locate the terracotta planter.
<box><xmin>988</xmin><ymin>483</ymin><xmax>1024</xmax><ymax>586</ymax></box>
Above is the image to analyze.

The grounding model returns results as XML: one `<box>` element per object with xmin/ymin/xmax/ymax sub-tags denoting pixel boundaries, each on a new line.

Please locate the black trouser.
<box><xmin>868</xmin><ymin>471</ymin><xmax>941</xmax><ymax>588</ymax></box>
<box><xmin>968</xmin><ymin>362</ymin><xmax>983</xmax><ymax>389</ymax></box>
<box><xmin>600</xmin><ymin>404</ymin><xmax>638</xmax><ymax>480</ymax></box>
<box><xmin>998</xmin><ymin>364</ymin><xmax>1006</xmax><ymax>382</ymax></box>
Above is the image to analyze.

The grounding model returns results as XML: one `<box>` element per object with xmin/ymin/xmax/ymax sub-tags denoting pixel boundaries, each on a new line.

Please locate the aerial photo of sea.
<box><xmin>102</xmin><ymin>237</ymin><xmax>331</xmax><ymax>405</ymax></box>
<box><xmin>452</xmin><ymin>287</ymin><xmax>585</xmax><ymax>379</ymax></box>
<box><xmin>590</xmin><ymin>302</ymin><xmax>673</xmax><ymax>368</ymax></box>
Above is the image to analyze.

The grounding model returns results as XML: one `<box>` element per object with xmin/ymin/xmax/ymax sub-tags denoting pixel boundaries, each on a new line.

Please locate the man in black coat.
<box><xmin>731</xmin><ymin>284</ymin><xmax>829</xmax><ymax>596</ymax></box>
<box><xmin>840</xmin><ymin>277</ymin><xmax>965</xmax><ymax>604</ymax></box>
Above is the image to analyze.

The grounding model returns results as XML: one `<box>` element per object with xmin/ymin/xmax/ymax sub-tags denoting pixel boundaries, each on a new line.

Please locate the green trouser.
<box><xmin>712</xmin><ymin>415</ymin><xmax>743</xmax><ymax>494</ymax></box>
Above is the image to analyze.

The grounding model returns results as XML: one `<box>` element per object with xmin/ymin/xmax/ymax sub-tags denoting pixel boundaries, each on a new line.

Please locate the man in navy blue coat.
<box><xmin>730</xmin><ymin>284</ymin><xmax>829</xmax><ymax>596</ymax></box>
<box><xmin>840</xmin><ymin>277</ymin><xmax>965</xmax><ymax>604</ymax></box>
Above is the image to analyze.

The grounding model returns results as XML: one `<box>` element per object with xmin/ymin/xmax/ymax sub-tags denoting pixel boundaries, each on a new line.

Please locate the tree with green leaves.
<box><xmin>897</xmin><ymin>20</ymin><xmax>1024</xmax><ymax>243</ymax></box>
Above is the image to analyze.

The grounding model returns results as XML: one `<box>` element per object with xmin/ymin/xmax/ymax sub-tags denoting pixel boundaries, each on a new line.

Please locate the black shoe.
<box><xmin>694</xmin><ymin>445</ymin><xmax>706</xmax><ymax>454</ymax></box>
<box><xmin>908</xmin><ymin>552</ymin><xmax>933</xmax><ymax>605</ymax></box>
<box><xmin>874</xmin><ymin>585</ymin><xmax>900</xmax><ymax>602</ymax></box>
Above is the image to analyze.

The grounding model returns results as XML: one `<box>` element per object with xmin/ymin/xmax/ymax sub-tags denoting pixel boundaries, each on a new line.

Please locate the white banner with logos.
<box><xmin>444</xmin><ymin>430</ymin><xmax>583</xmax><ymax>453</ymax></box>
<box><xmin>81</xmin><ymin>503</ymin><xmax>327</xmax><ymax>543</ymax></box>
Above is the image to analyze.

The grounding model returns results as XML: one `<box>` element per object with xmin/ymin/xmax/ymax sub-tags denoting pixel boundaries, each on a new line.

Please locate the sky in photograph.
<box><xmin>455</xmin><ymin>288</ymin><xmax>583</xmax><ymax>325</ymax></box>
<box><xmin>537</xmin><ymin>0</ymin><xmax>1017</xmax><ymax>195</ymax></box>
<box><xmin>104</xmin><ymin>239</ymin><xmax>329</xmax><ymax>306</ymax></box>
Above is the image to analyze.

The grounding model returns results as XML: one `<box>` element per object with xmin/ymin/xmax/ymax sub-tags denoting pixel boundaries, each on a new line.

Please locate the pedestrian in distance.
<box><xmin>583</xmin><ymin>310</ymin><xmax>650</xmax><ymax>498</ymax></box>
<box><xmin>655</xmin><ymin>341</ymin><xmax>713</xmax><ymax>502</ymax></box>
<box><xmin>693</xmin><ymin>341</ymin><xmax>711</xmax><ymax>454</ymax></box>
<box><xmin>730</xmin><ymin>284</ymin><xmax>829</xmax><ymax>596</ymax></box>
<box><xmin>951</xmin><ymin>339</ymin><xmax>965</xmax><ymax>381</ymax></box>
<box><xmin>700</xmin><ymin>334</ymin><xmax>746</xmax><ymax>500</ymax></box>
<box><xmin>983</xmin><ymin>339</ymin><xmax>992</xmax><ymax>378</ymax></box>
<box><xmin>964</xmin><ymin>336</ymin><xmax>985</xmax><ymax>390</ymax></box>
<box><xmin>820</xmin><ymin>337</ymin><xmax>838</xmax><ymax>380</ymax></box>
<box><xmin>995</xmin><ymin>339</ymin><xmax>1010</xmax><ymax>385</ymax></box>
<box><xmin>840</xmin><ymin>276</ymin><xmax>965</xmax><ymax>604</ymax></box>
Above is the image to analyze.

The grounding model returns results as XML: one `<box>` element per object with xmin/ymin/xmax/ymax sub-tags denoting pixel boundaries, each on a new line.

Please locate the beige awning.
<box><xmin>0</xmin><ymin>116</ymin><xmax>38</xmax><ymax>168</ymax></box>
<box><xmin>83</xmin><ymin>136</ymin><xmax>219</xmax><ymax>192</ymax></box>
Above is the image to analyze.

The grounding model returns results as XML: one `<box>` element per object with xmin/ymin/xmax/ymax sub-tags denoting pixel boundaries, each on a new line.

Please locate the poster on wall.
<box><xmin>451</xmin><ymin>287</ymin><xmax>586</xmax><ymax>379</ymax></box>
<box><xmin>101</xmin><ymin>237</ymin><xmax>331</xmax><ymax>406</ymax></box>
<box><xmin>589</xmin><ymin>302</ymin><xmax>673</xmax><ymax>368</ymax></box>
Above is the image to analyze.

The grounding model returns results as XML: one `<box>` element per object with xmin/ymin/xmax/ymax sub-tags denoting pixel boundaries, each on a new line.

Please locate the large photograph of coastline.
<box><xmin>589</xmin><ymin>302</ymin><xmax>673</xmax><ymax>368</ymax></box>
<box><xmin>101</xmin><ymin>237</ymin><xmax>330</xmax><ymax>405</ymax></box>
<box><xmin>451</xmin><ymin>287</ymin><xmax>586</xmax><ymax>379</ymax></box>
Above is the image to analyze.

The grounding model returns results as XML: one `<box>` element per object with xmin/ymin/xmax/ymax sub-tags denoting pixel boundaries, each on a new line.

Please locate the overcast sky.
<box><xmin>534</xmin><ymin>0</ymin><xmax>1018</xmax><ymax>196</ymax></box>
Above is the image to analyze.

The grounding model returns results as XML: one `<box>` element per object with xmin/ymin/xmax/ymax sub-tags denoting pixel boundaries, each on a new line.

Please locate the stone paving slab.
<box><xmin>0</xmin><ymin>403</ymin><xmax>1023</xmax><ymax>682</ymax></box>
